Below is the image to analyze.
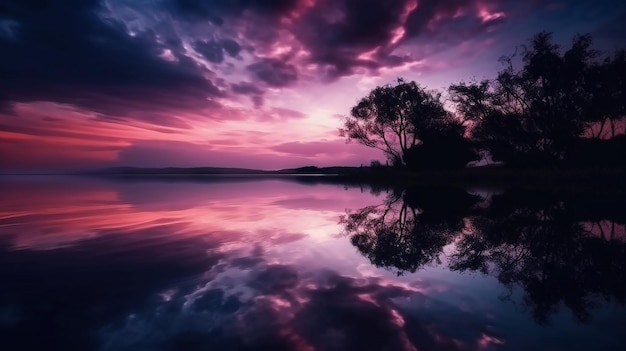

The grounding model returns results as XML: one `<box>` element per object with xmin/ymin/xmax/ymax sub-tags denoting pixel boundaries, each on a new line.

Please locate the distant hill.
<box><xmin>94</xmin><ymin>166</ymin><xmax>363</xmax><ymax>175</ymax></box>
<box><xmin>276</xmin><ymin>166</ymin><xmax>363</xmax><ymax>174</ymax></box>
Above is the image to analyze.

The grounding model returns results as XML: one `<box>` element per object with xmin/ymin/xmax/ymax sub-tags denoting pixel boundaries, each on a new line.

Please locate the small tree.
<box><xmin>341</xmin><ymin>78</ymin><xmax>476</xmax><ymax>169</ymax></box>
<box><xmin>369</xmin><ymin>160</ymin><xmax>383</xmax><ymax>168</ymax></box>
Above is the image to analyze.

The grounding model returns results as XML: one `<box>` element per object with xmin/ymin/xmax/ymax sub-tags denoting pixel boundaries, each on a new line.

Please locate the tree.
<box><xmin>449</xmin><ymin>79</ymin><xmax>492</xmax><ymax>127</ymax></box>
<box><xmin>403</xmin><ymin>116</ymin><xmax>480</xmax><ymax>170</ymax></box>
<box><xmin>341</xmin><ymin>78</ymin><xmax>477</xmax><ymax>169</ymax></box>
<box><xmin>449</xmin><ymin>32</ymin><xmax>623</xmax><ymax>167</ymax></box>
<box><xmin>588</xmin><ymin>49</ymin><xmax>626</xmax><ymax>138</ymax></box>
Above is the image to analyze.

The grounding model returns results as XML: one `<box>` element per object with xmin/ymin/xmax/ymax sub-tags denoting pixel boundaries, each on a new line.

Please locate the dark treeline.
<box><xmin>341</xmin><ymin>32</ymin><xmax>626</xmax><ymax>170</ymax></box>
<box><xmin>340</xmin><ymin>185</ymin><xmax>626</xmax><ymax>325</ymax></box>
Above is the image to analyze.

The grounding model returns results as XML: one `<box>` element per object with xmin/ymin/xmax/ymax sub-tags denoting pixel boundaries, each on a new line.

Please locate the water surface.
<box><xmin>1</xmin><ymin>176</ymin><xmax>625</xmax><ymax>350</ymax></box>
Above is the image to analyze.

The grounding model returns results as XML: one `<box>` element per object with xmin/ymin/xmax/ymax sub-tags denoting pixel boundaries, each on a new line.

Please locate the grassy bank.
<box><xmin>90</xmin><ymin>165</ymin><xmax>626</xmax><ymax>194</ymax></box>
<box><xmin>332</xmin><ymin>166</ymin><xmax>626</xmax><ymax>193</ymax></box>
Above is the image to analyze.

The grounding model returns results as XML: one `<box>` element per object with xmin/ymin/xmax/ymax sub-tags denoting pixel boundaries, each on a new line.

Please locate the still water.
<box><xmin>1</xmin><ymin>176</ymin><xmax>625</xmax><ymax>351</ymax></box>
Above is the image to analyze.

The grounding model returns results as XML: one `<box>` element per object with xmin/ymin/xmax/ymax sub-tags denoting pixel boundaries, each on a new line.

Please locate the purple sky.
<box><xmin>1</xmin><ymin>0</ymin><xmax>625</xmax><ymax>171</ymax></box>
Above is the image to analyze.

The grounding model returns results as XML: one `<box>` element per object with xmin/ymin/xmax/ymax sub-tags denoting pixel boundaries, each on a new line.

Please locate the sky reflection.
<box><xmin>0</xmin><ymin>177</ymin><xmax>625</xmax><ymax>350</ymax></box>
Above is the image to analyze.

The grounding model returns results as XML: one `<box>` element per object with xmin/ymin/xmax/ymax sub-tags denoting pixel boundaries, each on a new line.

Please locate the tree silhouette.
<box><xmin>342</xmin><ymin>186</ymin><xmax>626</xmax><ymax>324</ymax></box>
<box><xmin>587</xmin><ymin>49</ymin><xmax>626</xmax><ymax>138</ymax></box>
<box><xmin>343</xmin><ymin>32</ymin><xmax>625</xmax><ymax>170</ymax></box>
<box><xmin>449</xmin><ymin>79</ymin><xmax>492</xmax><ymax>128</ymax></box>
<box><xmin>450</xmin><ymin>190</ymin><xmax>626</xmax><ymax>324</ymax></box>
<box><xmin>340</xmin><ymin>78</ymin><xmax>477</xmax><ymax>169</ymax></box>
<box><xmin>340</xmin><ymin>187</ymin><xmax>478</xmax><ymax>275</ymax></box>
<box><xmin>449</xmin><ymin>32</ymin><xmax>626</xmax><ymax>168</ymax></box>
<box><xmin>403</xmin><ymin>118</ymin><xmax>479</xmax><ymax>170</ymax></box>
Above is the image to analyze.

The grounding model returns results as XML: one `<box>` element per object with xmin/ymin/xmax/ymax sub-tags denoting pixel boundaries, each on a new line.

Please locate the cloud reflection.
<box><xmin>2</xmin><ymin>177</ymin><xmax>626</xmax><ymax>350</ymax></box>
<box><xmin>0</xmin><ymin>177</ymin><xmax>507</xmax><ymax>351</ymax></box>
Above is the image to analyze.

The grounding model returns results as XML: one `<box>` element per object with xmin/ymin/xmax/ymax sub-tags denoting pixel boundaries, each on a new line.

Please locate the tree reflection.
<box><xmin>451</xmin><ymin>191</ymin><xmax>626</xmax><ymax>324</ymax></box>
<box><xmin>342</xmin><ymin>187</ymin><xmax>626</xmax><ymax>324</ymax></box>
<box><xmin>341</xmin><ymin>187</ymin><xmax>479</xmax><ymax>275</ymax></box>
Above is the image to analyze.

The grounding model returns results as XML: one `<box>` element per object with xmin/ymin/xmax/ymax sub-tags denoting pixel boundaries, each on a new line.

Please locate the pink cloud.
<box><xmin>271</xmin><ymin>139</ymin><xmax>366</xmax><ymax>157</ymax></box>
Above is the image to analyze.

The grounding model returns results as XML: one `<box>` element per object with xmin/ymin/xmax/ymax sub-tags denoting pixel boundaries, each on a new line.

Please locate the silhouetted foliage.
<box><xmin>340</xmin><ymin>78</ymin><xmax>477</xmax><ymax>169</ymax></box>
<box><xmin>342</xmin><ymin>186</ymin><xmax>626</xmax><ymax>324</ymax></box>
<box><xmin>564</xmin><ymin>134</ymin><xmax>626</xmax><ymax>168</ymax></box>
<box><xmin>451</xmin><ymin>190</ymin><xmax>626</xmax><ymax>324</ymax></box>
<box><xmin>341</xmin><ymin>32</ymin><xmax>625</xmax><ymax>170</ymax></box>
<box><xmin>449</xmin><ymin>32</ymin><xmax>626</xmax><ymax>168</ymax></box>
<box><xmin>403</xmin><ymin>118</ymin><xmax>479</xmax><ymax>170</ymax></box>
<box><xmin>587</xmin><ymin>49</ymin><xmax>626</xmax><ymax>138</ymax></box>
<box><xmin>340</xmin><ymin>186</ymin><xmax>479</xmax><ymax>274</ymax></box>
<box><xmin>369</xmin><ymin>160</ymin><xmax>383</xmax><ymax>168</ymax></box>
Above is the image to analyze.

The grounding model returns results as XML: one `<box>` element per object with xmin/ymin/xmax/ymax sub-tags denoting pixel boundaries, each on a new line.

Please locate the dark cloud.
<box><xmin>167</xmin><ymin>0</ymin><xmax>491</xmax><ymax>81</ymax></box>
<box><xmin>193</xmin><ymin>40</ymin><xmax>226</xmax><ymax>63</ymax></box>
<box><xmin>0</xmin><ymin>0</ymin><xmax>221</xmax><ymax>118</ymax></box>
<box><xmin>157</xmin><ymin>0</ymin><xmax>515</xmax><ymax>81</ymax></box>
<box><xmin>168</xmin><ymin>0</ymin><xmax>300</xmax><ymax>23</ymax></box>
<box><xmin>221</xmin><ymin>38</ymin><xmax>242</xmax><ymax>56</ymax></box>
<box><xmin>247</xmin><ymin>58</ymin><xmax>299</xmax><ymax>87</ymax></box>
<box><xmin>3</xmin><ymin>0</ymin><xmax>620</xmax><ymax>137</ymax></box>
<box><xmin>193</xmin><ymin>39</ymin><xmax>242</xmax><ymax>63</ymax></box>
<box><xmin>231</xmin><ymin>81</ymin><xmax>265</xmax><ymax>95</ymax></box>
<box><xmin>231</xmin><ymin>81</ymin><xmax>266</xmax><ymax>107</ymax></box>
<box><xmin>203</xmin><ymin>0</ymin><xmax>509</xmax><ymax>80</ymax></box>
<box><xmin>286</xmin><ymin>0</ymin><xmax>409</xmax><ymax>79</ymax></box>
<box><xmin>404</xmin><ymin>0</ymin><xmax>469</xmax><ymax>37</ymax></box>
<box><xmin>300</xmin><ymin>0</ymin><xmax>407</xmax><ymax>51</ymax></box>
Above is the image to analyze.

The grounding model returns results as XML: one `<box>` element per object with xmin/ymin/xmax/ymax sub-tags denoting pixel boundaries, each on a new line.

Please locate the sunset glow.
<box><xmin>1</xmin><ymin>0</ymin><xmax>624</xmax><ymax>171</ymax></box>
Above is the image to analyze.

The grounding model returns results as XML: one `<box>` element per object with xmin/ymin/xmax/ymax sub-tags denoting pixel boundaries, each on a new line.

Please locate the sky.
<box><xmin>1</xmin><ymin>0</ymin><xmax>625</xmax><ymax>172</ymax></box>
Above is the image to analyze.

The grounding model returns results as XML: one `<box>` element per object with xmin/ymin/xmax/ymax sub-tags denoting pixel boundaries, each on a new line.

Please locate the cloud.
<box><xmin>247</xmin><ymin>58</ymin><xmax>299</xmax><ymax>87</ymax></box>
<box><xmin>174</xmin><ymin>0</ymin><xmax>512</xmax><ymax>81</ymax></box>
<box><xmin>257</xmin><ymin>107</ymin><xmax>307</xmax><ymax>121</ymax></box>
<box><xmin>221</xmin><ymin>38</ymin><xmax>242</xmax><ymax>56</ymax></box>
<box><xmin>193</xmin><ymin>40</ymin><xmax>227</xmax><ymax>63</ymax></box>
<box><xmin>271</xmin><ymin>139</ymin><xmax>373</xmax><ymax>157</ymax></box>
<box><xmin>162</xmin><ymin>0</ymin><xmax>513</xmax><ymax>82</ymax></box>
<box><xmin>193</xmin><ymin>39</ymin><xmax>242</xmax><ymax>63</ymax></box>
<box><xmin>293</xmin><ymin>0</ymin><xmax>411</xmax><ymax>78</ymax></box>
<box><xmin>3</xmin><ymin>0</ymin><xmax>622</xmax><ymax>172</ymax></box>
<box><xmin>168</xmin><ymin>0</ymin><xmax>301</xmax><ymax>23</ymax></box>
<box><xmin>231</xmin><ymin>81</ymin><xmax>265</xmax><ymax>106</ymax></box>
<box><xmin>231</xmin><ymin>81</ymin><xmax>265</xmax><ymax>95</ymax></box>
<box><xmin>0</xmin><ymin>137</ymin><xmax>116</xmax><ymax>171</ymax></box>
<box><xmin>0</xmin><ymin>0</ymin><xmax>221</xmax><ymax>117</ymax></box>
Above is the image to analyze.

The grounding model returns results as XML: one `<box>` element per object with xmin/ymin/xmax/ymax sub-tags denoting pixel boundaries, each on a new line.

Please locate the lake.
<box><xmin>1</xmin><ymin>176</ymin><xmax>625</xmax><ymax>351</ymax></box>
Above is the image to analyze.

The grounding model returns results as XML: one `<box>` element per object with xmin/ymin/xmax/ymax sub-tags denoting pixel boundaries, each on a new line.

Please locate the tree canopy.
<box><xmin>342</xmin><ymin>32</ymin><xmax>625</xmax><ymax>169</ymax></box>
<box><xmin>340</xmin><ymin>78</ymin><xmax>478</xmax><ymax>169</ymax></box>
<box><xmin>449</xmin><ymin>32</ymin><xmax>626</xmax><ymax>167</ymax></box>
